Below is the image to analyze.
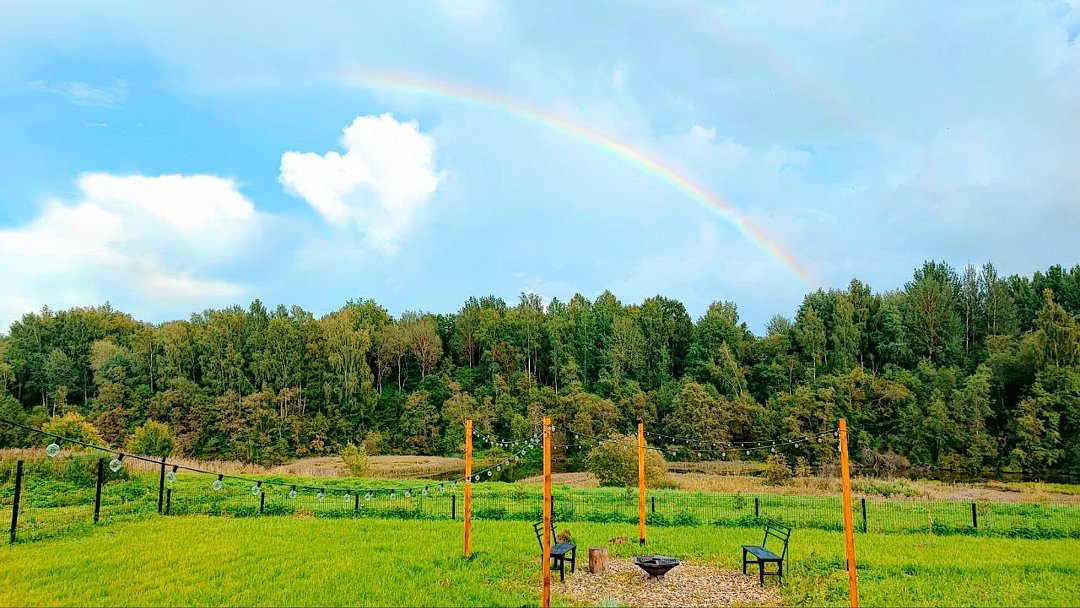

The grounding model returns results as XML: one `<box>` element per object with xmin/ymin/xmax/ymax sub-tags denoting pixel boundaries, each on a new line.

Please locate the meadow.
<box><xmin>1</xmin><ymin>516</ymin><xmax>1079</xmax><ymax>606</ymax></box>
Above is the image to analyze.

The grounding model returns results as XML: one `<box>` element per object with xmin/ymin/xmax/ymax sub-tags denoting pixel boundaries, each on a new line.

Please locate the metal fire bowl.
<box><xmin>633</xmin><ymin>555</ymin><xmax>681</xmax><ymax>580</ymax></box>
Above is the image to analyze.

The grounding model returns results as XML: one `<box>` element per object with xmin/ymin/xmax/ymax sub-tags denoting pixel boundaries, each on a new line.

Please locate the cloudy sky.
<box><xmin>1</xmin><ymin>1</ymin><xmax>1078</xmax><ymax>332</ymax></box>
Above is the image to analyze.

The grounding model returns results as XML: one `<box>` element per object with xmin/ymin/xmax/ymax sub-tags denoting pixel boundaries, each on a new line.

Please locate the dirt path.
<box><xmin>557</xmin><ymin>557</ymin><xmax>781</xmax><ymax>607</ymax></box>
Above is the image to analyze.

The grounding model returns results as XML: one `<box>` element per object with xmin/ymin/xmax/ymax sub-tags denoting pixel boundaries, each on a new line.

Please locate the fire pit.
<box><xmin>633</xmin><ymin>555</ymin><xmax>681</xmax><ymax>580</ymax></box>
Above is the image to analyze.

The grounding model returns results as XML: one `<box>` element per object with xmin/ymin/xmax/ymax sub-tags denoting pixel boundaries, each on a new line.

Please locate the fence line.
<box><xmin>4</xmin><ymin>456</ymin><xmax>1078</xmax><ymax>543</ymax></box>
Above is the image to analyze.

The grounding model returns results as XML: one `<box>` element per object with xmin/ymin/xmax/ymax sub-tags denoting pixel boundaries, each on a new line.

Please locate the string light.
<box><xmin>343</xmin><ymin>490</ymin><xmax>351</xmax><ymax>501</ymax></box>
<box><xmin>109</xmin><ymin>453</ymin><xmax>125</xmax><ymax>472</ymax></box>
<box><xmin>213</xmin><ymin>474</ymin><xmax>224</xmax><ymax>491</ymax></box>
<box><xmin>165</xmin><ymin>465</ymin><xmax>178</xmax><ymax>484</ymax></box>
<box><xmin>404</xmin><ymin>489</ymin><xmax>411</xmax><ymax>498</ymax></box>
<box><xmin>251</xmin><ymin>481</ymin><xmax>262</xmax><ymax>495</ymax></box>
<box><xmin>389</xmin><ymin>491</ymin><xmax>397</xmax><ymax>500</ymax></box>
<box><xmin>45</xmin><ymin>439</ymin><xmax>61</xmax><ymax>458</ymax></box>
<box><xmin>288</xmin><ymin>486</ymin><xmax>298</xmax><ymax>500</ymax></box>
<box><xmin>317</xmin><ymin>489</ymin><xmax>325</xmax><ymax>500</ymax></box>
<box><xmin>365</xmin><ymin>491</ymin><xmax>372</xmax><ymax>501</ymax></box>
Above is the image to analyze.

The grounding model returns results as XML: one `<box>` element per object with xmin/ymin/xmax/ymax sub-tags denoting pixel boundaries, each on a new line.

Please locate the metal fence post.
<box><xmin>451</xmin><ymin>493</ymin><xmax>456</xmax><ymax>520</ymax></box>
<box><xmin>971</xmin><ymin>502</ymin><xmax>978</xmax><ymax>530</ymax></box>
<box><xmin>9</xmin><ymin>460</ymin><xmax>23</xmax><ymax>543</ymax></box>
<box><xmin>754</xmin><ymin>497</ymin><xmax>759</xmax><ymax>519</ymax></box>
<box><xmin>651</xmin><ymin>495</ymin><xmax>656</xmax><ymax>514</ymax></box>
<box><xmin>157</xmin><ymin>457</ymin><xmax>166</xmax><ymax>514</ymax></box>
<box><xmin>94</xmin><ymin>458</ymin><xmax>104</xmax><ymax>523</ymax></box>
<box><xmin>354</xmin><ymin>493</ymin><xmax>359</xmax><ymax>512</ymax></box>
<box><xmin>259</xmin><ymin>491</ymin><xmax>265</xmax><ymax>514</ymax></box>
<box><xmin>861</xmin><ymin>498</ymin><xmax>868</xmax><ymax>533</ymax></box>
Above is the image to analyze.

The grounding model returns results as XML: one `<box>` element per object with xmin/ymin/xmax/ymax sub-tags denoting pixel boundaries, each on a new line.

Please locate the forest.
<box><xmin>1</xmin><ymin>261</ymin><xmax>1078</xmax><ymax>474</ymax></box>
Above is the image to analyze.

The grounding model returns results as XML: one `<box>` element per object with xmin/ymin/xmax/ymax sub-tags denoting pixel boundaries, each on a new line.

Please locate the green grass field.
<box><xmin>0</xmin><ymin>516</ymin><xmax>1078</xmax><ymax>606</ymax></box>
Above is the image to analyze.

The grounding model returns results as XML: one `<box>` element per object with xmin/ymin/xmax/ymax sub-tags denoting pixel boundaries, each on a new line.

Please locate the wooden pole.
<box><xmin>839</xmin><ymin>419</ymin><xmax>859</xmax><ymax>608</ymax></box>
<box><xmin>638</xmin><ymin>422</ymin><xmax>646</xmax><ymax>545</ymax></box>
<box><xmin>464</xmin><ymin>419</ymin><xmax>473</xmax><ymax>558</ymax></box>
<box><xmin>9</xmin><ymin>460</ymin><xmax>22</xmax><ymax>543</ymax></box>
<box><xmin>94</xmin><ymin>458</ymin><xmax>104</xmax><ymax>523</ymax></box>
<box><xmin>157</xmin><ymin>456</ymin><xmax>166</xmax><ymax>514</ymax></box>
<box><xmin>542</xmin><ymin>417</ymin><xmax>552</xmax><ymax>608</ymax></box>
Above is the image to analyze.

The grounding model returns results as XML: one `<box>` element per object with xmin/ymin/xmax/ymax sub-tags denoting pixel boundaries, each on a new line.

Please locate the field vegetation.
<box><xmin>0</xmin><ymin>516</ymin><xmax>1078</xmax><ymax>607</ymax></box>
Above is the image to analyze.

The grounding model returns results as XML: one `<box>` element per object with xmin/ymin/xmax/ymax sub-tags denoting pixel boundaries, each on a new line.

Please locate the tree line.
<box><xmin>1</xmin><ymin>261</ymin><xmax>1078</xmax><ymax>473</ymax></box>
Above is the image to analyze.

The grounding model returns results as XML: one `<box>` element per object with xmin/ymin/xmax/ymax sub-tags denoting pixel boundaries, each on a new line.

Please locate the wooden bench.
<box><xmin>533</xmin><ymin>520</ymin><xmax>577</xmax><ymax>581</ymax></box>
<box><xmin>741</xmin><ymin>519</ymin><xmax>790</xmax><ymax>587</ymax></box>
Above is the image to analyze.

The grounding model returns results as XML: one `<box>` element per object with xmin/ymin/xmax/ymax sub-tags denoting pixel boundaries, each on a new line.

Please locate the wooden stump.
<box><xmin>588</xmin><ymin>546</ymin><xmax>608</xmax><ymax>574</ymax></box>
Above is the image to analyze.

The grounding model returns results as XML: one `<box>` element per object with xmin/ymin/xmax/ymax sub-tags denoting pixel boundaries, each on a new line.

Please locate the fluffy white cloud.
<box><xmin>0</xmin><ymin>173</ymin><xmax>261</xmax><ymax>330</ymax></box>
<box><xmin>280</xmin><ymin>114</ymin><xmax>442</xmax><ymax>254</ymax></box>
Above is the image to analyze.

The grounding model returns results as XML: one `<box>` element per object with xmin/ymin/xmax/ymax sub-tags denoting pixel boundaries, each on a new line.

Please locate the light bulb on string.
<box><xmin>439</xmin><ymin>484</ymin><xmax>445</xmax><ymax>493</ymax></box>
<box><xmin>45</xmin><ymin>439</ymin><xmax>61</xmax><ymax>458</ymax></box>
<box><xmin>365</xmin><ymin>491</ymin><xmax>372</xmax><ymax>501</ymax></box>
<box><xmin>771</xmin><ymin>447</ymin><xmax>777</xmax><ymax>454</ymax></box>
<box><xmin>109</xmin><ymin>453</ymin><xmax>125</xmax><ymax>472</ymax></box>
<box><xmin>451</xmin><ymin>480</ymin><xmax>457</xmax><ymax>488</ymax></box>
<box><xmin>288</xmin><ymin>486</ymin><xmax>298</xmax><ymax>500</ymax></box>
<box><xmin>343</xmin><ymin>490</ymin><xmax>351</xmax><ymax>501</ymax></box>
<box><xmin>317</xmin><ymin>489</ymin><xmax>325</xmax><ymax>500</ymax></box>
<box><xmin>251</xmin><ymin>481</ymin><xmax>262</xmax><ymax>495</ymax></box>
<box><xmin>486</xmin><ymin>470</ymin><xmax>492</xmax><ymax>477</ymax></box>
<box><xmin>745</xmin><ymin>450</ymin><xmax>751</xmax><ymax>456</ymax></box>
<box><xmin>389</xmin><ymin>491</ymin><xmax>397</xmax><ymax>500</ymax></box>
<box><xmin>474</xmin><ymin>474</ymin><xmax>480</xmax><ymax>482</ymax></box>
<box><xmin>165</xmin><ymin>465</ymin><xmax>178</xmax><ymax>484</ymax></box>
<box><xmin>421</xmin><ymin>487</ymin><xmax>428</xmax><ymax>496</ymax></box>
<box><xmin>496</xmin><ymin>465</ymin><xmax>502</xmax><ymax>472</ymax></box>
<box><xmin>213</xmin><ymin>474</ymin><xmax>224</xmax><ymax>491</ymax></box>
<box><xmin>404</xmin><ymin>489</ymin><xmax>411</xmax><ymax>498</ymax></box>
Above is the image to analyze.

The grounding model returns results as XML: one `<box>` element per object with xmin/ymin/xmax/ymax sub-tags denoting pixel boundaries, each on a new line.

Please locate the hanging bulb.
<box><xmin>165</xmin><ymin>465</ymin><xmax>178</xmax><ymax>484</ymax></box>
<box><xmin>213</xmin><ymin>474</ymin><xmax>224</xmax><ymax>491</ymax></box>
<box><xmin>818</xmin><ymin>437</ymin><xmax>823</xmax><ymax>443</ymax></box>
<box><xmin>365</xmin><ymin>491</ymin><xmax>372</xmax><ymax>501</ymax></box>
<box><xmin>317</xmin><ymin>489</ymin><xmax>325</xmax><ymax>500</ymax></box>
<box><xmin>343</xmin><ymin>490</ymin><xmax>352</xmax><ymax>502</ymax></box>
<box><xmin>404</xmin><ymin>489</ymin><xmax>411</xmax><ymax>498</ymax></box>
<box><xmin>109</xmin><ymin>454</ymin><xmax>125</xmax><ymax>472</ymax></box>
<box><xmin>288</xmin><ymin>486</ymin><xmax>298</xmax><ymax>500</ymax></box>
<box><xmin>390</xmin><ymin>491</ymin><xmax>397</xmax><ymax>500</ymax></box>
<box><xmin>504</xmin><ymin>459</ymin><xmax>510</xmax><ymax>467</ymax></box>
<box><xmin>486</xmin><ymin>470</ymin><xmax>492</xmax><ymax>477</ymax></box>
<box><xmin>474</xmin><ymin>474</ymin><xmax>480</xmax><ymax>482</ymax></box>
<box><xmin>421</xmin><ymin>487</ymin><xmax>428</xmax><ymax>496</ymax></box>
<box><xmin>721</xmin><ymin>452</ymin><xmax>727</xmax><ymax>459</ymax></box>
<box><xmin>496</xmin><ymin>465</ymin><xmax>502</xmax><ymax>472</ymax></box>
<box><xmin>771</xmin><ymin>447</ymin><xmax>777</xmax><ymax>454</ymax></box>
<box><xmin>745</xmin><ymin>450</ymin><xmax>751</xmax><ymax>456</ymax></box>
<box><xmin>439</xmin><ymin>484</ymin><xmax>445</xmax><ymax>492</ymax></box>
<box><xmin>45</xmin><ymin>440</ymin><xmax>61</xmax><ymax>458</ymax></box>
<box><xmin>451</xmin><ymin>480</ymin><xmax>457</xmax><ymax>488</ymax></box>
<box><xmin>795</xmin><ymin>443</ymin><xmax>800</xmax><ymax>448</ymax></box>
<box><xmin>251</xmin><ymin>481</ymin><xmax>262</xmax><ymax>496</ymax></box>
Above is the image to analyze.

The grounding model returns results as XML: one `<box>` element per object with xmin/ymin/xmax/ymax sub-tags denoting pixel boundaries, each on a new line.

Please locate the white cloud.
<box><xmin>0</xmin><ymin>173</ymin><xmax>261</xmax><ymax>330</ymax></box>
<box><xmin>279</xmin><ymin>114</ymin><xmax>442</xmax><ymax>254</ymax></box>
<box><xmin>23</xmin><ymin>79</ymin><xmax>127</xmax><ymax>107</ymax></box>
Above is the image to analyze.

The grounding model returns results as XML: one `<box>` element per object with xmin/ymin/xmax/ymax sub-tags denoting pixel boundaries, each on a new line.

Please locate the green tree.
<box><xmin>126</xmin><ymin>420</ymin><xmax>175</xmax><ymax>457</ymax></box>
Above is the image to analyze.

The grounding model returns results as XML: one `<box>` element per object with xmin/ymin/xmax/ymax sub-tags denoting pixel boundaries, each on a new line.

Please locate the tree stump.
<box><xmin>588</xmin><ymin>546</ymin><xmax>608</xmax><ymax>574</ymax></box>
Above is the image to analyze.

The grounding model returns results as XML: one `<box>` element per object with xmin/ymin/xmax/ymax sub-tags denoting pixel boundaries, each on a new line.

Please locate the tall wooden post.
<box><xmin>542</xmin><ymin>417</ymin><xmax>552</xmax><ymax>608</ymax></box>
<box><xmin>94</xmin><ymin>458</ymin><xmax>104</xmax><ymax>523</ymax></box>
<box><xmin>839</xmin><ymin>419</ymin><xmax>859</xmax><ymax>608</ymax></box>
<box><xmin>638</xmin><ymin>422</ymin><xmax>646</xmax><ymax>545</ymax></box>
<box><xmin>9</xmin><ymin>460</ymin><xmax>22</xmax><ymax>543</ymax></box>
<box><xmin>157</xmin><ymin>456</ymin><xmax>166</xmax><ymax>514</ymax></box>
<box><xmin>464</xmin><ymin>419</ymin><xmax>473</xmax><ymax>558</ymax></box>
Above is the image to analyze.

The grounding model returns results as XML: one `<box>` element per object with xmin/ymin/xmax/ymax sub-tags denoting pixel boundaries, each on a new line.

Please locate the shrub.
<box><xmin>362</xmin><ymin>431</ymin><xmax>386</xmax><ymax>456</ymax></box>
<box><xmin>42</xmin><ymin>412</ymin><xmax>106</xmax><ymax>449</ymax></box>
<box><xmin>763</xmin><ymin>453</ymin><xmax>792</xmax><ymax>485</ymax></box>
<box><xmin>341</xmin><ymin>442</ymin><xmax>369</xmax><ymax>476</ymax></box>
<box><xmin>585</xmin><ymin>434</ymin><xmax>668</xmax><ymax>487</ymax></box>
<box><xmin>126</xmin><ymin>420</ymin><xmax>175</xmax><ymax>457</ymax></box>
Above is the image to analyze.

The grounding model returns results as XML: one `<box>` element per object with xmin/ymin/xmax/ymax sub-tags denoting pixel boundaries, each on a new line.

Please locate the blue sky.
<box><xmin>1</xmin><ymin>1</ymin><xmax>1078</xmax><ymax>333</ymax></box>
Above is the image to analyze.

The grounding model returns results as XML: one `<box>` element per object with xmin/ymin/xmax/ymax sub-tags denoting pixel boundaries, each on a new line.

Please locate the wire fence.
<box><xmin>4</xmin><ymin>455</ymin><xmax>1079</xmax><ymax>543</ymax></box>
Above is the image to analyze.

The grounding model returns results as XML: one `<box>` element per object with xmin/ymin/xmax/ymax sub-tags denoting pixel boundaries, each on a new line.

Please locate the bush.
<box><xmin>362</xmin><ymin>431</ymin><xmax>386</xmax><ymax>456</ymax></box>
<box><xmin>763</xmin><ymin>453</ymin><xmax>792</xmax><ymax>485</ymax></box>
<box><xmin>42</xmin><ymin>412</ymin><xmax>106</xmax><ymax>449</ymax></box>
<box><xmin>126</xmin><ymin>421</ymin><xmax>175</xmax><ymax>457</ymax></box>
<box><xmin>584</xmin><ymin>434</ymin><xmax>668</xmax><ymax>487</ymax></box>
<box><xmin>341</xmin><ymin>442</ymin><xmax>369</xmax><ymax>476</ymax></box>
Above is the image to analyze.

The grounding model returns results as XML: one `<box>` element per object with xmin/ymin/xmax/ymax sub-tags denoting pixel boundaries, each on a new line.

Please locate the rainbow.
<box><xmin>341</xmin><ymin>71</ymin><xmax>818</xmax><ymax>287</ymax></box>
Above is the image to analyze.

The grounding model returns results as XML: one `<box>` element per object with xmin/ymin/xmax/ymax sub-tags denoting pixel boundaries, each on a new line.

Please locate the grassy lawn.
<box><xmin>0</xmin><ymin>516</ymin><xmax>1078</xmax><ymax>606</ymax></box>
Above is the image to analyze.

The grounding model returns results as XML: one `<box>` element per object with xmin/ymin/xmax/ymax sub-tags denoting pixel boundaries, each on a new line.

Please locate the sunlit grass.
<box><xmin>0</xmin><ymin>516</ymin><xmax>1078</xmax><ymax>606</ymax></box>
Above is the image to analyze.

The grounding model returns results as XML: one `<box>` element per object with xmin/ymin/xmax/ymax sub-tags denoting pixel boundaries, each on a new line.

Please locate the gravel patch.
<box><xmin>556</xmin><ymin>557</ymin><xmax>782</xmax><ymax>607</ymax></box>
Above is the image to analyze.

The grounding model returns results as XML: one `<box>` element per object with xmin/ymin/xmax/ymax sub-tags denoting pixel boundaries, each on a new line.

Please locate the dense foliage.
<box><xmin>1</xmin><ymin>261</ymin><xmax>1078</xmax><ymax>473</ymax></box>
